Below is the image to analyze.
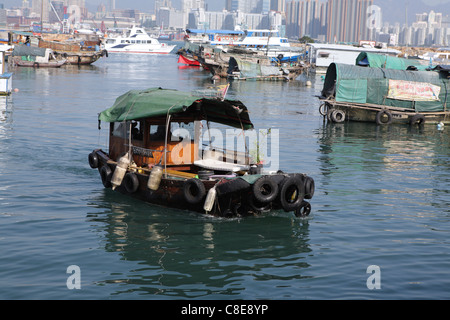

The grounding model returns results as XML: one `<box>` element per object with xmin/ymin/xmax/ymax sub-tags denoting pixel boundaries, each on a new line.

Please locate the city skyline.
<box><xmin>2</xmin><ymin>0</ymin><xmax>450</xmax><ymax>24</ymax></box>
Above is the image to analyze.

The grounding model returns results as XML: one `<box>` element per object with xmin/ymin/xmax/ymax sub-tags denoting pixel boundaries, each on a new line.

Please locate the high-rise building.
<box><xmin>31</xmin><ymin>0</ymin><xmax>49</xmax><ymax>21</ymax></box>
<box><xmin>326</xmin><ymin>0</ymin><xmax>373</xmax><ymax>43</ymax></box>
<box><xmin>286</xmin><ymin>0</ymin><xmax>325</xmax><ymax>40</ymax></box>
<box><xmin>270</xmin><ymin>0</ymin><xmax>285</xmax><ymax>13</ymax></box>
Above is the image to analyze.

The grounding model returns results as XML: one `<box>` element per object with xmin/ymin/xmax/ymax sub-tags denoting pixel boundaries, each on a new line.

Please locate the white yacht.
<box><xmin>104</xmin><ymin>26</ymin><xmax>176</xmax><ymax>54</ymax></box>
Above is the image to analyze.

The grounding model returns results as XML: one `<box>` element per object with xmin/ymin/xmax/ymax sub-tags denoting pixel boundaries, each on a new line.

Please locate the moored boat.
<box><xmin>38</xmin><ymin>38</ymin><xmax>107</xmax><ymax>65</ymax></box>
<box><xmin>318</xmin><ymin>63</ymin><xmax>450</xmax><ymax>125</ymax></box>
<box><xmin>227</xmin><ymin>55</ymin><xmax>305</xmax><ymax>81</ymax></box>
<box><xmin>104</xmin><ymin>26</ymin><xmax>176</xmax><ymax>54</ymax></box>
<box><xmin>89</xmin><ymin>88</ymin><xmax>315</xmax><ymax>218</ymax></box>
<box><xmin>11</xmin><ymin>45</ymin><xmax>67</xmax><ymax>68</ymax></box>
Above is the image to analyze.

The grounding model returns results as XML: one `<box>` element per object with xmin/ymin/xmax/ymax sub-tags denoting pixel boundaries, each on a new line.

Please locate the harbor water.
<box><xmin>0</xmin><ymin>52</ymin><xmax>449</xmax><ymax>300</ymax></box>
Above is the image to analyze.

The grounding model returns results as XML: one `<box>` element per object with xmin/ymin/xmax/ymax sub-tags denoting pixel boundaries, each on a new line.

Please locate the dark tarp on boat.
<box><xmin>355</xmin><ymin>52</ymin><xmax>430</xmax><ymax>71</ymax></box>
<box><xmin>98</xmin><ymin>87</ymin><xmax>254</xmax><ymax>130</ymax></box>
<box><xmin>12</xmin><ymin>45</ymin><xmax>47</xmax><ymax>57</ymax></box>
<box><xmin>322</xmin><ymin>63</ymin><xmax>449</xmax><ymax>112</ymax></box>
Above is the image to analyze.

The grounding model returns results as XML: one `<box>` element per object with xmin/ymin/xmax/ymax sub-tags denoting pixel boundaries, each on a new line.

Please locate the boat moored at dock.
<box><xmin>318</xmin><ymin>62</ymin><xmax>450</xmax><ymax>125</ymax></box>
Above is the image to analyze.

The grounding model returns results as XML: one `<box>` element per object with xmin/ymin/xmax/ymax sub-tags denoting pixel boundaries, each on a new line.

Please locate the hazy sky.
<box><xmin>3</xmin><ymin>0</ymin><xmax>450</xmax><ymax>24</ymax></box>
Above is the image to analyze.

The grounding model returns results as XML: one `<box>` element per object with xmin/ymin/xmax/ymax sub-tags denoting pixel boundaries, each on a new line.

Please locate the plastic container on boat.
<box><xmin>111</xmin><ymin>153</ymin><xmax>130</xmax><ymax>190</ymax></box>
<box><xmin>203</xmin><ymin>186</ymin><xmax>217</xmax><ymax>212</ymax></box>
<box><xmin>147</xmin><ymin>165</ymin><xmax>163</xmax><ymax>190</ymax></box>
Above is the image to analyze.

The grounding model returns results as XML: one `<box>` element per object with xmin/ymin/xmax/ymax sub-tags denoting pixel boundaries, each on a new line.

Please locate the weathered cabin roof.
<box><xmin>98</xmin><ymin>87</ymin><xmax>253</xmax><ymax>130</ymax></box>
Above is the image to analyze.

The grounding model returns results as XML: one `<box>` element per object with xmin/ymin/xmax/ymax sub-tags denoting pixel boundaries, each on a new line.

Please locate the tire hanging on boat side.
<box><xmin>100</xmin><ymin>165</ymin><xmax>112</xmax><ymax>188</ymax></box>
<box><xmin>409</xmin><ymin>114</ymin><xmax>425</xmax><ymax>126</ymax></box>
<box><xmin>252</xmin><ymin>175</ymin><xmax>279</xmax><ymax>203</ymax></box>
<box><xmin>279</xmin><ymin>175</ymin><xmax>305</xmax><ymax>212</ymax></box>
<box><xmin>183</xmin><ymin>178</ymin><xmax>206</xmax><ymax>204</ymax></box>
<box><xmin>303</xmin><ymin>176</ymin><xmax>315</xmax><ymax>200</ymax></box>
<box><xmin>124</xmin><ymin>172</ymin><xmax>139</xmax><ymax>193</ymax></box>
<box><xmin>88</xmin><ymin>152</ymin><xmax>99</xmax><ymax>168</ymax></box>
<box><xmin>330</xmin><ymin>109</ymin><xmax>345</xmax><ymax>123</ymax></box>
<box><xmin>376</xmin><ymin>110</ymin><xmax>393</xmax><ymax>125</ymax></box>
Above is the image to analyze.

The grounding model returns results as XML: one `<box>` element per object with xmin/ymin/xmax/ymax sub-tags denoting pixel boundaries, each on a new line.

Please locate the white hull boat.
<box><xmin>105</xmin><ymin>26</ymin><xmax>175</xmax><ymax>54</ymax></box>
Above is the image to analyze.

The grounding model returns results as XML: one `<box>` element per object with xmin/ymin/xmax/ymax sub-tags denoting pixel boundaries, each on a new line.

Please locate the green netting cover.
<box><xmin>98</xmin><ymin>87</ymin><xmax>253</xmax><ymax>130</ymax></box>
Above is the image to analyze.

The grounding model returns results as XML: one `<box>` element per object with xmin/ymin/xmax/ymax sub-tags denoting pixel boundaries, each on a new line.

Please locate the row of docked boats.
<box><xmin>177</xmin><ymin>29</ymin><xmax>309</xmax><ymax>81</ymax></box>
<box><xmin>7</xmin><ymin>26</ymin><xmax>176</xmax><ymax>68</ymax></box>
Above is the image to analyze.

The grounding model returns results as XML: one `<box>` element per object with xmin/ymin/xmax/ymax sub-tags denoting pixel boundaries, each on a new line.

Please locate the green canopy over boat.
<box><xmin>321</xmin><ymin>63</ymin><xmax>449</xmax><ymax>112</ymax></box>
<box><xmin>98</xmin><ymin>87</ymin><xmax>253</xmax><ymax>130</ymax></box>
<box><xmin>355</xmin><ymin>52</ymin><xmax>430</xmax><ymax>71</ymax></box>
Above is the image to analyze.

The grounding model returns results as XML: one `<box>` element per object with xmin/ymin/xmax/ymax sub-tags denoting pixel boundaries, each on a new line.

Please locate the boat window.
<box><xmin>147</xmin><ymin>40</ymin><xmax>152</xmax><ymax>44</ymax></box>
<box><xmin>170</xmin><ymin>122</ymin><xmax>195</xmax><ymax>142</ymax></box>
<box><xmin>149</xmin><ymin>125</ymin><xmax>166</xmax><ymax>141</ymax></box>
<box><xmin>131</xmin><ymin>40</ymin><xmax>136</xmax><ymax>44</ymax></box>
<box><xmin>106</xmin><ymin>39</ymin><xmax>116</xmax><ymax>44</ymax></box>
<box><xmin>137</xmin><ymin>40</ymin><xmax>142</xmax><ymax>44</ymax></box>
<box><xmin>112</xmin><ymin>121</ymin><xmax>144</xmax><ymax>140</ymax></box>
<box><xmin>131</xmin><ymin>121</ymin><xmax>143</xmax><ymax>140</ymax></box>
<box><xmin>112</xmin><ymin>121</ymin><xmax>130</xmax><ymax>138</ymax></box>
<box><xmin>121</xmin><ymin>40</ymin><xmax>126</xmax><ymax>44</ymax></box>
<box><xmin>318</xmin><ymin>51</ymin><xmax>330</xmax><ymax>58</ymax></box>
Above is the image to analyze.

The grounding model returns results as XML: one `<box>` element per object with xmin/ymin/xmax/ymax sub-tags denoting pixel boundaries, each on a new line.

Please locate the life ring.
<box><xmin>277</xmin><ymin>54</ymin><xmax>284</xmax><ymax>61</ymax></box>
<box><xmin>88</xmin><ymin>151</ymin><xmax>99</xmax><ymax>168</ymax></box>
<box><xmin>183</xmin><ymin>178</ymin><xmax>206</xmax><ymax>204</ymax></box>
<box><xmin>304</xmin><ymin>176</ymin><xmax>315</xmax><ymax>200</ymax></box>
<box><xmin>279</xmin><ymin>175</ymin><xmax>305</xmax><ymax>212</ymax></box>
<box><xmin>410</xmin><ymin>114</ymin><xmax>425</xmax><ymax>126</ymax></box>
<box><xmin>100</xmin><ymin>165</ymin><xmax>112</xmax><ymax>188</ymax></box>
<box><xmin>376</xmin><ymin>110</ymin><xmax>393</xmax><ymax>125</ymax></box>
<box><xmin>330</xmin><ymin>109</ymin><xmax>345</xmax><ymax>123</ymax></box>
<box><xmin>252</xmin><ymin>175</ymin><xmax>279</xmax><ymax>203</ymax></box>
<box><xmin>124</xmin><ymin>172</ymin><xmax>139</xmax><ymax>193</ymax></box>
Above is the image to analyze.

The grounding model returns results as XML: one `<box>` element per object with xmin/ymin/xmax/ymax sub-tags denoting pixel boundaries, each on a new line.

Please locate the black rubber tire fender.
<box><xmin>216</xmin><ymin>178</ymin><xmax>250</xmax><ymax>196</ymax></box>
<box><xmin>295</xmin><ymin>201</ymin><xmax>311</xmax><ymax>217</ymax></box>
<box><xmin>409</xmin><ymin>114</ymin><xmax>426</xmax><ymax>126</ymax></box>
<box><xmin>252</xmin><ymin>175</ymin><xmax>279</xmax><ymax>203</ymax></box>
<box><xmin>330</xmin><ymin>109</ymin><xmax>345</xmax><ymax>123</ymax></box>
<box><xmin>279</xmin><ymin>175</ymin><xmax>305</xmax><ymax>212</ymax></box>
<box><xmin>304</xmin><ymin>176</ymin><xmax>315</xmax><ymax>200</ymax></box>
<box><xmin>319</xmin><ymin>103</ymin><xmax>328</xmax><ymax>116</ymax></box>
<box><xmin>100</xmin><ymin>165</ymin><xmax>112</xmax><ymax>188</ymax></box>
<box><xmin>248</xmin><ymin>195</ymin><xmax>271</xmax><ymax>213</ymax></box>
<box><xmin>124</xmin><ymin>172</ymin><xmax>139</xmax><ymax>193</ymax></box>
<box><xmin>376</xmin><ymin>110</ymin><xmax>393</xmax><ymax>125</ymax></box>
<box><xmin>88</xmin><ymin>152</ymin><xmax>99</xmax><ymax>168</ymax></box>
<box><xmin>183</xmin><ymin>178</ymin><xmax>206</xmax><ymax>204</ymax></box>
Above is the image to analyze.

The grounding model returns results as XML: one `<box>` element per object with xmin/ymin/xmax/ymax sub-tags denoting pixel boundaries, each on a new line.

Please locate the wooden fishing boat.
<box><xmin>319</xmin><ymin>63</ymin><xmax>450</xmax><ymax>125</ymax></box>
<box><xmin>11</xmin><ymin>46</ymin><xmax>67</xmax><ymax>68</ymax></box>
<box><xmin>89</xmin><ymin>88</ymin><xmax>315</xmax><ymax>218</ymax></box>
<box><xmin>227</xmin><ymin>56</ymin><xmax>305</xmax><ymax>81</ymax></box>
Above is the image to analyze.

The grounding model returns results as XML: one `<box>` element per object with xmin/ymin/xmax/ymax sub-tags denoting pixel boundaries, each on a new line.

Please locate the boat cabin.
<box><xmin>99</xmin><ymin>88</ymin><xmax>254</xmax><ymax>174</ymax></box>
